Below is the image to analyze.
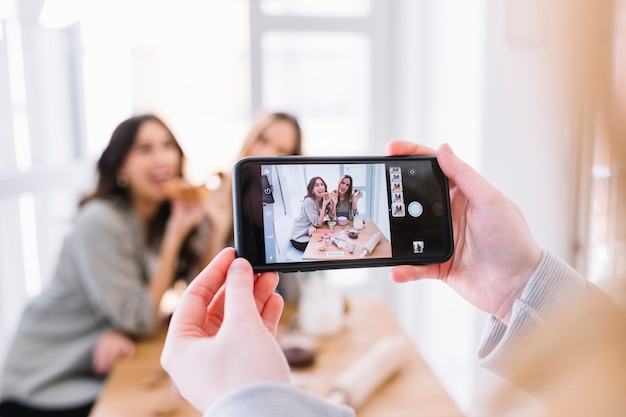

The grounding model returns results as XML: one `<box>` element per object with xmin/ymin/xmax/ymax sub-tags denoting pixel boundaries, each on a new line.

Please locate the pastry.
<box><xmin>162</xmin><ymin>178</ymin><xmax>208</xmax><ymax>202</ymax></box>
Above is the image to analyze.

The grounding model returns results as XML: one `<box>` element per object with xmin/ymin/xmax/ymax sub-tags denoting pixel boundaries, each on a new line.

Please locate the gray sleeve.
<box><xmin>290</xmin><ymin>198</ymin><xmax>322</xmax><ymax>242</ymax></box>
<box><xmin>303</xmin><ymin>197</ymin><xmax>323</xmax><ymax>227</ymax></box>
<box><xmin>477</xmin><ymin>249</ymin><xmax>610</xmax><ymax>376</ymax></box>
<box><xmin>204</xmin><ymin>382</ymin><xmax>355</xmax><ymax>417</ymax></box>
<box><xmin>70</xmin><ymin>201</ymin><xmax>158</xmax><ymax>337</ymax></box>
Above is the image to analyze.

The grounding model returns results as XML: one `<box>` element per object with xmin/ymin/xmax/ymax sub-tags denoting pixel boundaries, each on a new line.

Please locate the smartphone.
<box><xmin>233</xmin><ymin>155</ymin><xmax>453</xmax><ymax>273</ymax></box>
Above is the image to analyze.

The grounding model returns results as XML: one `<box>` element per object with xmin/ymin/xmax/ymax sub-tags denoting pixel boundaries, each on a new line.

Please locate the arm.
<box><xmin>351</xmin><ymin>191</ymin><xmax>362</xmax><ymax>212</ymax></box>
<box><xmin>147</xmin><ymin>198</ymin><xmax>206</xmax><ymax>304</ymax></box>
<box><xmin>161</xmin><ymin>249</ymin><xmax>354</xmax><ymax>416</ymax></box>
<box><xmin>386</xmin><ymin>141</ymin><xmax>542</xmax><ymax>324</ymax></box>
<box><xmin>72</xmin><ymin>201</ymin><xmax>159</xmax><ymax>336</ymax></box>
<box><xmin>385</xmin><ymin>141</ymin><xmax>626</xmax><ymax>409</ymax></box>
<box><xmin>203</xmin><ymin>383</ymin><xmax>354</xmax><ymax>417</ymax></box>
<box><xmin>73</xmin><ymin>200</ymin><xmax>203</xmax><ymax>338</ymax></box>
<box><xmin>328</xmin><ymin>194</ymin><xmax>337</xmax><ymax>218</ymax></box>
<box><xmin>92</xmin><ymin>329</ymin><xmax>135</xmax><ymax>375</ymax></box>
<box><xmin>201</xmin><ymin>176</ymin><xmax>235</xmax><ymax>266</ymax></box>
<box><xmin>477</xmin><ymin>249</ymin><xmax>621</xmax><ymax>399</ymax></box>
<box><xmin>303</xmin><ymin>197</ymin><xmax>325</xmax><ymax>228</ymax></box>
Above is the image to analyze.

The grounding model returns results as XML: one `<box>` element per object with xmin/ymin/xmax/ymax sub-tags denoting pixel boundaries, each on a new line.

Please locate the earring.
<box><xmin>116</xmin><ymin>174</ymin><xmax>129</xmax><ymax>188</ymax></box>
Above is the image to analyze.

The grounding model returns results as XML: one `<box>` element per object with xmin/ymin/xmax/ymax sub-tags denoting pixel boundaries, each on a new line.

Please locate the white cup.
<box><xmin>353</xmin><ymin>216</ymin><xmax>364</xmax><ymax>230</ymax></box>
<box><xmin>299</xmin><ymin>277</ymin><xmax>345</xmax><ymax>337</ymax></box>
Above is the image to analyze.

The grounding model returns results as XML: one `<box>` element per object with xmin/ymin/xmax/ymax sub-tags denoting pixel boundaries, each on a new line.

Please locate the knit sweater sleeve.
<box><xmin>203</xmin><ymin>382</ymin><xmax>355</xmax><ymax>417</ymax></box>
<box><xmin>69</xmin><ymin>200</ymin><xmax>158</xmax><ymax>337</ymax></box>
<box><xmin>477</xmin><ymin>249</ymin><xmax>612</xmax><ymax>381</ymax></box>
<box><xmin>290</xmin><ymin>198</ymin><xmax>323</xmax><ymax>242</ymax></box>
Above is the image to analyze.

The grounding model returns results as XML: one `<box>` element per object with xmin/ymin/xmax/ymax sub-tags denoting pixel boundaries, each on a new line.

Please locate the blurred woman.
<box><xmin>289</xmin><ymin>176</ymin><xmax>333</xmax><ymax>251</ymax></box>
<box><xmin>203</xmin><ymin>111</ymin><xmax>302</xmax><ymax>261</ymax></box>
<box><xmin>236</xmin><ymin>111</ymin><xmax>302</xmax><ymax>159</ymax></box>
<box><xmin>0</xmin><ymin>114</ymin><xmax>210</xmax><ymax>417</ymax></box>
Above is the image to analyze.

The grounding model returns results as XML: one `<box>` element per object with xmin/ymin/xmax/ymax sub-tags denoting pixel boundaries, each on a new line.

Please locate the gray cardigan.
<box><xmin>0</xmin><ymin>199</ymin><xmax>159</xmax><ymax>408</ymax></box>
<box><xmin>290</xmin><ymin>197</ymin><xmax>324</xmax><ymax>244</ymax></box>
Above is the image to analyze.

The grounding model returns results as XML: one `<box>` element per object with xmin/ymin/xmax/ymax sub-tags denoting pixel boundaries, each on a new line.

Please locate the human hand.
<box><xmin>329</xmin><ymin>192</ymin><xmax>338</xmax><ymax>207</ymax></box>
<box><xmin>160</xmin><ymin>248</ymin><xmax>289</xmax><ymax>412</ymax></box>
<box><xmin>165</xmin><ymin>197</ymin><xmax>206</xmax><ymax>242</ymax></box>
<box><xmin>92</xmin><ymin>329</ymin><xmax>135</xmax><ymax>375</ymax></box>
<box><xmin>386</xmin><ymin>140</ymin><xmax>542</xmax><ymax>324</ymax></box>
<box><xmin>322</xmin><ymin>193</ymin><xmax>333</xmax><ymax>208</ymax></box>
<box><xmin>308</xmin><ymin>225</ymin><xmax>317</xmax><ymax>236</ymax></box>
<box><xmin>202</xmin><ymin>175</ymin><xmax>233</xmax><ymax>234</ymax></box>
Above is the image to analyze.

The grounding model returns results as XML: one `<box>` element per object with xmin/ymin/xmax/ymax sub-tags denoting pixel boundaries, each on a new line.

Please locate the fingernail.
<box><xmin>229</xmin><ymin>258</ymin><xmax>249</xmax><ymax>273</ymax></box>
<box><xmin>441</xmin><ymin>143</ymin><xmax>455</xmax><ymax>156</ymax></box>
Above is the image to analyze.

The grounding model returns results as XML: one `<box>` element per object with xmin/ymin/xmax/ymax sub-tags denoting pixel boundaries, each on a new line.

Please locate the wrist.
<box><xmin>494</xmin><ymin>248</ymin><xmax>543</xmax><ymax>325</ymax></box>
<box><xmin>516</xmin><ymin>249</ymin><xmax>590</xmax><ymax>324</ymax></box>
<box><xmin>163</xmin><ymin>231</ymin><xmax>183</xmax><ymax>249</ymax></box>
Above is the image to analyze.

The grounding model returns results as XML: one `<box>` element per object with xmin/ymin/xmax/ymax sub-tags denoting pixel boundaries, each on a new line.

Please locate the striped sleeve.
<box><xmin>477</xmin><ymin>249</ymin><xmax>594</xmax><ymax>374</ymax></box>
<box><xmin>204</xmin><ymin>382</ymin><xmax>355</xmax><ymax>417</ymax></box>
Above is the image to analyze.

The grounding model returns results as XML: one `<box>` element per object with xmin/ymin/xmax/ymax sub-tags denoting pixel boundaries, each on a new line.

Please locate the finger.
<box><xmin>168</xmin><ymin>248</ymin><xmax>236</xmax><ymax>337</ymax></box>
<box><xmin>92</xmin><ymin>350</ymin><xmax>104</xmax><ymax>374</ymax></box>
<box><xmin>123</xmin><ymin>343</ymin><xmax>135</xmax><ymax>358</ymax></box>
<box><xmin>389</xmin><ymin>264</ymin><xmax>443</xmax><ymax>283</ymax></box>
<box><xmin>223</xmin><ymin>257</ymin><xmax>265</xmax><ymax>329</ymax></box>
<box><xmin>260</xmin><ymin>293</ymin><xmax>284</xmax><ymax>336</ymax></box>
<box><xmin>253</xmin><ymin>271</ymin><xmax>280</xmax><ymax>313</ymax></box>
<box><xmin>203</xmin><ymin>284</ymin><xmax>226</xmax><ymax>333</ymax></box>
<box><xmin>385</xmin><ymin>140</ymin><xmax>438</xmax><ymax>157</ymax></box>
<box><xmin>437</xmin><ymin>143</ymin><xmax>502</xmax><ymax>210</ymax></box>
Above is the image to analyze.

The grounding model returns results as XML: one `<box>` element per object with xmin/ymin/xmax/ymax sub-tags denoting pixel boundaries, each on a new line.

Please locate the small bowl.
<box><xmin>327</xmin><ymin>221</ymin><xmax>336</xmax><ymax>229</ymax></box>
<box><xmin>336</xmin><ymin>216</ymin><xmax>348</xmax><ymax>226</ymax></box>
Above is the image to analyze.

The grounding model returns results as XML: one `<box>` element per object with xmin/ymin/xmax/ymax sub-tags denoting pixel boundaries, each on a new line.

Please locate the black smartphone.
<box><xmin>232</xmin><ymin>155</ymin><xmax>453</xmax><ymax>273</ymax></box>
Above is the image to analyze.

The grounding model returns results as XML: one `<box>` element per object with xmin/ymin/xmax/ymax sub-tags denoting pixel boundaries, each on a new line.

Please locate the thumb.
<box><xmin>437</xmin><ymin>143</ymin><xmax>500</xmax><ymax>209</ymax></box>
<box><xmin>222</xmin><ymin>257</ymin><xmax>261</xmax><ymax>328</ymax></box>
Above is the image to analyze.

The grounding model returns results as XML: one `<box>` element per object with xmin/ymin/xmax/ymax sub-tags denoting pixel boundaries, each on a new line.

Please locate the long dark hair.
<box><xmin>79</xmin><ymin>114</ymin><xmax>199</xmax><ymax>277</ymax></box>
<box><xmin>80</xmin><ymin>114</ymin><xmax>183</xmax><ymax>207</ymax></box>
<box><xmin>336</xmin><ymin>175</ymin><xmax>354</xmax><ymax>207</ymax></box>
<box><xmin>305</xmin><ymin>176</ymin><xmax>328</xmax><ymax>209</ymax></box>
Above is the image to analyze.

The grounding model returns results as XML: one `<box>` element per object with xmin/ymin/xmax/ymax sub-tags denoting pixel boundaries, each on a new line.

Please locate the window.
<box><xmin>260</xmin><ymin>0</ymin><xmax>370</xmax><ymax>17</ymax></box>
<box><xmin>0</xmin><ymin>0</ymin><xmax>252</xmax><ymax>367</ymax></box>
<box><xmin>0</xmin><ymin>0</ymin><xmax>388</xmax><ymax>365</ymax></box>
<box><xmin>250</xmin><ymin>1</ymin><xmax>382</xmax><ymax>155</ymax></box>
<box><xmin>261</xmin><ymin>31</ymin><xmax>370</xmax><ymax>156</ymax></box>
<box><xmin>250</xmin><ymin>0</ymin><xmax>384</xmax><ymax>288</ymax></box>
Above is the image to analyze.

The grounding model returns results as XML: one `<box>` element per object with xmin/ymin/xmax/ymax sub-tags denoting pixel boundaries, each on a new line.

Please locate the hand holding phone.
<box><xmin>385</xmin><ymin>141</ymin><xmax>544</xmax><ymax>324</ymax></box>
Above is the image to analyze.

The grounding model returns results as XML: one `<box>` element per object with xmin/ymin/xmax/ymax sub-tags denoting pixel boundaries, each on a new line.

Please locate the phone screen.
<box><xmin>233</xmin><ymin>155</ymin><xmax>453</xmax><ymax>272</ymax></box>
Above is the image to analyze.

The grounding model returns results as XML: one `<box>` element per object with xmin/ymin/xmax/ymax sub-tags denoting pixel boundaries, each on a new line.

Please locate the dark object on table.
<box><xmin>283</xmin><ymin>346</ymin><xmax>315</xmax><ymax>368</ymax></box>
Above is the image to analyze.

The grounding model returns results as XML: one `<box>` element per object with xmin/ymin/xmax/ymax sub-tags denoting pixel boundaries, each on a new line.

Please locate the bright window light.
<box><xmin>19</xmin><ymin>193</ymin><xmax>42</xmax><ymax>297</ymax></box>
<box><xmin>38</xmin><ymin>0</ymin><xmax>82</xmax><ymax>29</ymax></box>
<box><xmin>5</xmin><ymin>19</ymin><xmax>31</xmax><ymax>173</ymax></box>
<box><xmin>261</xmin><ymin>0</ymin><xmax>370</xmax><ymax>17</ymax></box>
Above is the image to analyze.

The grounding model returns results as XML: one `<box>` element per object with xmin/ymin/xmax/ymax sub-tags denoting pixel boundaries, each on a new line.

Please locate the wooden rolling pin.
<box><xmin>325</xmin><ymin>334</ymin><xmax>412</xmax><ymax>409</ymax></box>
<box><xmin>360</xmin><ymin>232</ymin><xmax>382</xmax><ymax>257</ymax></box>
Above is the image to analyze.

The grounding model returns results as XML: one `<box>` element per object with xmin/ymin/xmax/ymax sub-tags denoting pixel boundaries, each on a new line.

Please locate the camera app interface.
<box><xmin>259</xmin><ymin>159</ymin><xmax>449</xmax><ymax>265</ymax></box>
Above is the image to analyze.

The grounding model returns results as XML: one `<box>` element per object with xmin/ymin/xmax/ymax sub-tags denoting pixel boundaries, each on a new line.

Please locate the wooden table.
<box><xmin>302</xmin><ymin>220</ymin><xmax>392</xmax><ymax>261</ymax></box>
<box><xmin>89</xmin><ymin>297</ymin><xmax>463</xmax><ymax>417</ymax></box>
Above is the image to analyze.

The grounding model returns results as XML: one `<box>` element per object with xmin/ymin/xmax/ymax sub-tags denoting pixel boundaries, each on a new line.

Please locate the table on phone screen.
<box><xmin>301</xmin><ymin>219</ymin><xmax>392</xmax><ymax>261</ymax></box>
<box><xmin>88</xmin><ymin>296</ymin><xmax>462</xmax><ymax>417</ymax></box>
